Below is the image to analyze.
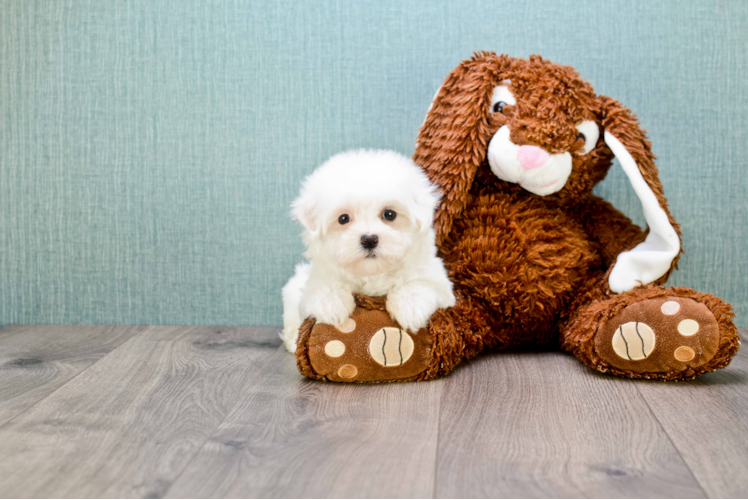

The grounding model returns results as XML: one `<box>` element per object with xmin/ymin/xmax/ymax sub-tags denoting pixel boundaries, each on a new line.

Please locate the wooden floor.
<box><xmin>0</xmin><ymin>325</ymin><xmax>746</xmax><ymax>499</ymax></box>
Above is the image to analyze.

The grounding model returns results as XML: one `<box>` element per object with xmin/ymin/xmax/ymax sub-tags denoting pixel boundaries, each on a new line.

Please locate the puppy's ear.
<box><xmin>290</xmin><ymin>189</ymin><xmax>320</xmax><ymax>234</ymax></box>
<box><xmin>414</xmin><ymin>52</ymin><xmax>510</xmax><ymax>245</ymax></box>
<box><xmin>600</xmin><ymin>96</ymin><xmax>683</xmax><ymax>292</ymax></box>
<box><xmin>409</xmin><ymin>176</ymin><xmax>442</xmax><ymax>232</ymax></box>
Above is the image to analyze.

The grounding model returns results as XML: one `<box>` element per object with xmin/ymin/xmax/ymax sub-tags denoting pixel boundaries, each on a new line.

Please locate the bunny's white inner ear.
<box><xmin>604</xmin><ymin>131</ymin><xmax>681</xmax><ymax>293</ymax></box>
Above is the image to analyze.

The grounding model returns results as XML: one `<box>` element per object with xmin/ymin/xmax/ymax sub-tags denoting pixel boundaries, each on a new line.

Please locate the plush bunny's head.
<box><xmin>415</xmin><ymin>53</ymin><xmax>682</xmax><ymax>292</ymax></box>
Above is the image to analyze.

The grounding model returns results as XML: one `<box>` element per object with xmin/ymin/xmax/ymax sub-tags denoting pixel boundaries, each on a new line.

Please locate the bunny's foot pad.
<box><xmin>296</xmin><ymin>298</ymin><xmax>434</xmax><ymax>383</ymax></box>
<box><xmin>595</xmin><ymin>297</ymin><xmax>723</xmax><ymax>376</ymax></box>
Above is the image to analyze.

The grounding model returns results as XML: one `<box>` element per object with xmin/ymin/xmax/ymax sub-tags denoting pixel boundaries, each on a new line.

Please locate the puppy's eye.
<box><xmin>492</xmin><ymin>101</ymin><xmax>507</xmax><ymax>114</ymax></box>
<box><xmin>382</xmin><ymin>209</ymin><xmax>397</xmax><ymax>221</ymax></box>
<box><xmin>338</xmin><ymin>214</ymin><xmax>350</xmax><ymax>225</ymax></box>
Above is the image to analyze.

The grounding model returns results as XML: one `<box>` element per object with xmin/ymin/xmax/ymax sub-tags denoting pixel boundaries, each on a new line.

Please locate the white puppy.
<box><xmin>281</xmin><ymin>149</ymin><xmax>455</xmax><ymax>352</ymax></box>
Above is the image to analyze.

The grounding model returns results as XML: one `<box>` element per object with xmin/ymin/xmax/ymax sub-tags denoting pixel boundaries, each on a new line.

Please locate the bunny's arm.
<box><xmin>575</xmin><ymin>195</ymin><xmax>647</xmax><ymax>270</ymax></box>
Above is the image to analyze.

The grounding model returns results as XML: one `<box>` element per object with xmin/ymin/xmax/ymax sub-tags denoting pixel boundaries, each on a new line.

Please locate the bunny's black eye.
<box><xmin>338</xmin><ymin>214</ymin><xmax>350</xmax><ymax>225</ymax></box>
<box><xmin>577</xmin><ymin>132</ymin><xmax>585</xmax><ymax>141</ymax></box>
<box><xmin>492</xmin><ymin>101</ymin><xmax>507</xmax><ymax>114</ymax></box>
<box><xmin>382</xmin><ymin>209</ymin><xmax>397</xmax><ymax>221</ymax></box>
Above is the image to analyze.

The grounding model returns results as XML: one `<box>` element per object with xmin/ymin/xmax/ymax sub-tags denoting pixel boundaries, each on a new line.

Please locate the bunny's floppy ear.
<box><xmin>414</xmin><ymin>52</ymin><xmax>507</xmax><ymax>245</ymax></box>
<box><xmin>601</xmin><ymin>97</ymin><xmax>683</xmax><ymax>293</ymax></box>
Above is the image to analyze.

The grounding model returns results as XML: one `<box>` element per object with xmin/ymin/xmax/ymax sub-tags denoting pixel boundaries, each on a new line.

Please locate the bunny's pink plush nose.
<box><xmin>517</xmin><ymin>145</ymin><xmax>550</xmax><ymax>170</ymax></box>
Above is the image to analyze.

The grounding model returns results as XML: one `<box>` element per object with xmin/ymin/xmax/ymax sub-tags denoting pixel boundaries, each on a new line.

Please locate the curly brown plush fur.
<box><xmin>411</xmin><ymin>53</ymin><xmax>739</xmax><ymax>381</ymax></box>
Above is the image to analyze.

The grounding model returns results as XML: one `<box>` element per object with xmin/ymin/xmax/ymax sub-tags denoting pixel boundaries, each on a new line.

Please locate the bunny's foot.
<box><xmin>295</xmin><ymin>295</ymin><xmax>438</xmax><ymax>383</ymax></box>
<box><xmin>564</xmin><ymin>287</ymin><xmax>741</xmax><ymax>380</ymax></box>
<box><xmin>597</xmin><ymin>297</ymin><xmax>723</xmax><ymax>376</ymax></box>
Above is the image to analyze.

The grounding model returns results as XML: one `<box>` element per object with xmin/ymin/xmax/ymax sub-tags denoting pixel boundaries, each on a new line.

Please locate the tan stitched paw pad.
<box><xmin>595</xmin><ymin>297</ymin><xmax>720</xmax><ymax>373</ymax></box>
<box><xmin>305</xmin><ymin>306</ymin><xmax>433</xmax><ymax>383</ymax></box>
<box><xmin>611</xmin><ymin>322</ymin><xmax>656</xmax><ymax>361</ymax></box>
<box><xmin>369</xmin><ymin>328</ymin><xmax>415</xmax><ymax>367</ymax></box>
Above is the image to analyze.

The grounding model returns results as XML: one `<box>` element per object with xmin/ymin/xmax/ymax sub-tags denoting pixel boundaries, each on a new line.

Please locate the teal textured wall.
<box><xmin>1</xmin><ymin>0</ymin><xmax>746</xmax><ymax>326</ymax></box>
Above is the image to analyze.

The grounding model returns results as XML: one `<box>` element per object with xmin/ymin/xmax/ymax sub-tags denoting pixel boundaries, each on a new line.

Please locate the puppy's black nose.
<box><xmin>360</xmin><ymin>234</ymin><xmax>378</xmax><ymax>250</ymax></box>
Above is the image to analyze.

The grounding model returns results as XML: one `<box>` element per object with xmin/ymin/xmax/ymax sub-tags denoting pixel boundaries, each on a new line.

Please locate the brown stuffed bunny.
<box><xmin>296</xmin><ymin>53</ymin><xmax>740</xmax><ymax>382</ymax></box>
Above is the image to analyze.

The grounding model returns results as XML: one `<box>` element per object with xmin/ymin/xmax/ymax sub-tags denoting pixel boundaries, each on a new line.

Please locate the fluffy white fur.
<box><xmin>281</xmin><ymin>149</ymin><xmax>456</xmax><ymax>352</ymax></box>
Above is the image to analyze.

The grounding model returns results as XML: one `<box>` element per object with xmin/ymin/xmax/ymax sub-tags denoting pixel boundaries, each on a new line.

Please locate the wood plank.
<box><xmin>0</xmin><ymin>325</ymin><xmax>281</xmax><ymax>498</ymax></box>
<box><xmin>435</xmin><ymin>350</ymin><xmax>706</xmax><ymax>498</ymax></box>
<box><xmin>0</xmin><ymin>324</ymin><xmax>142</xmax><ymax>426</ymax></box>
<box><xmin>165</xmin><ymin>351</ymin><xmax>443</xmax><ymax>498</ymax></box>
<box><xmin>636</xmin><ymin>328</ymin><xmax>748</xmax><ymax>498</ymax></box>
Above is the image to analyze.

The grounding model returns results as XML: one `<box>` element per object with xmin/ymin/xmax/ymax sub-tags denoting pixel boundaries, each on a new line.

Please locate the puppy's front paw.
<box><xmin>386</xmin><ymin>292</ymin><xmax>435</xmax><ymax>333</ymax></box>
<box><xmin>302</xmin><ymin>289</ymin><xmax>356</xmax><ymax>327</ymax></box>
